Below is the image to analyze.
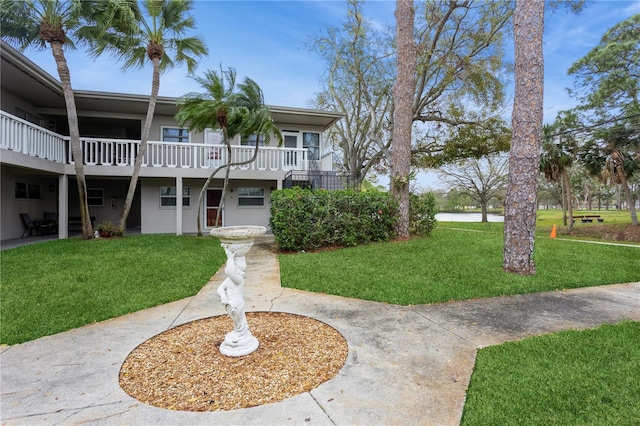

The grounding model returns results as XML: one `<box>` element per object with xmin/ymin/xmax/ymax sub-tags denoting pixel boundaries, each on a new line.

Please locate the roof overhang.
<box><xmin>1</xmin><ymin>41</ymin><xmax>344</xmax><ymax>130</ymax></box>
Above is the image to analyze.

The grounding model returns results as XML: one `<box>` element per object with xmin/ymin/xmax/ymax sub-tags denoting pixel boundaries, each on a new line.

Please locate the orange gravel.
<box><xmin>119</xmin><ymin>312</ymin><xmax>348</xmax><ymax>412</ymax></box>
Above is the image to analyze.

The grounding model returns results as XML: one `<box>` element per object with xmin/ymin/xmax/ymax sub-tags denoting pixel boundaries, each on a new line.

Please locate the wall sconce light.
<box><xmin>229</xmin><ymin>188</ymin><xmax>233</xmax><ymax>193</ymax></box>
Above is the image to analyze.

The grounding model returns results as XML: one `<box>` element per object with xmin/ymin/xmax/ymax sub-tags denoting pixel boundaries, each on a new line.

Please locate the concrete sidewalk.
<box><xmin>2</xmin><ymin>236</ymin><xmax>639</xmax><ymax>425</ymax></box>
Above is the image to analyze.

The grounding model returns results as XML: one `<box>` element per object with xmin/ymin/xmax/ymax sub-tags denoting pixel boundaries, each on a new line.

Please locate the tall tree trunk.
<box><xmin>391</xmin><ymin>0</ymin><xmax>415</xmax><ymax>239</ymax></box>
<box><xmin>481</xmin><ymin>199</ymin><xmax>488</xmax><ymax>222</ymax></box>
<box><xmin>503</xmin><ymin>0</ymin><xmax>544</xmax><ymax>275</ymax></box>
<box><xmin>561</xmin><ymin>177</ymin><xmax>567</xmax><ymax>226</ymax></box>
<box><xmin>50</xmin><ymin>41</ymin><xmax>93</xmax><ymax>240</ymax></box>
<box><xmin>563</xmin><ymin>170</ymin><xmax>574</xmax><ymax>231</ymax></box>
<box><xmin>119</xmin><ymin>57</ymin><xmax>161</xmax><ymax>231</ymax></box>
<box><xmin>620</xmin><ymin>174</ymin><xmax>638</xmax><ymax>226</ymax></box>
<box><xmin>617</xmin><ymin>184</ymin><xmax>622</xmax><ymax>210</ymax></box>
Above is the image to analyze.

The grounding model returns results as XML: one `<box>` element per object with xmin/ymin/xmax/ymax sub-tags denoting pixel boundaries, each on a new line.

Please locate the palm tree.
<box><xmin>85</xmin><ymin>0</ymin><xmax>208</xmax><ymax>232</ymax></box>
<box><xmin>540</xmin><ymin>124</ymin><xmax>575</xmax><ymax>230</ymax></box>
<box><xmin>598</xmin><ymin>125</ymin><xmax>639</xmax><ymax>226</ymax></box>
<box><xmin>580</xmin><ymin>123</ymin><xmax>639</xmax><ymax>226</ymax></box>
<box><xmin>176</xmin><ymin>67</ymin><xmax>283</xmax><ymax>235</ymax></box>
<box><xmin>0</xmin><ymin>0</ymin><xmax>117</xmax><ymax>239</ymax></box>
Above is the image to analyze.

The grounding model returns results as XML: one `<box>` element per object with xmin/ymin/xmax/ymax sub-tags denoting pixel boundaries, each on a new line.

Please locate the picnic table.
<box><xmin>572</xmin><ymin>215</ymin><xmax>604</xmax><ymax>223</ymax></box>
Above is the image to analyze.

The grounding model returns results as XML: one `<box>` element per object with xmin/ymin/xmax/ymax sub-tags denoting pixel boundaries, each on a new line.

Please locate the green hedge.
<box><xmin>269</xmin><ymin>188</ymin><xmax>397</xmax><ymax>251</ymax></box>
<box><xmin>409</xmin><ymin>192</ymin><xmax>438</xmax><ymax>236</ymax></box>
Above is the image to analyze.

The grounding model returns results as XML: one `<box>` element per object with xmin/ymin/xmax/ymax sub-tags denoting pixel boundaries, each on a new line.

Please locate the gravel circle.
<box><xmin>119</xmin><ymin>312</ymin><xmax>348</xmax><ymax>412</ymax></box>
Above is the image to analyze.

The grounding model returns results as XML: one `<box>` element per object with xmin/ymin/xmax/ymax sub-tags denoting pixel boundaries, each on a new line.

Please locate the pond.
<box><xmin>435</xmin><ymin>212</ymin><xmax>504</xmax><ymax>222</ymax></box>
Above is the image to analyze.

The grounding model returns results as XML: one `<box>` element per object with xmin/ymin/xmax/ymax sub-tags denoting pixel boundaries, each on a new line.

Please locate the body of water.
<box><xmin>435</xmin><ymin>213</ymin><xmax>504</xmax><ymax>222</ymax></box>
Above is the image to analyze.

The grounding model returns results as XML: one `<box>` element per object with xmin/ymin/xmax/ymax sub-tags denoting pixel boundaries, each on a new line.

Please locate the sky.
<box><xmin>16</xmin><ymin>0</ymin><xmax>640</xmax><ymax>190</ymax></box>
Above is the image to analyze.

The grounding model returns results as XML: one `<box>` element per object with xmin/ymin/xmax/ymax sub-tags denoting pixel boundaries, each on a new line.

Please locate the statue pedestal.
<box><xmin>219</xmin><ymin>330</ymin><xmax>259</xmax><ymax>357</ymax></box>
<box><xmin>210</xmin><ymin>226</ymin><xmax>266</xmax><ymax>357</ymax></box>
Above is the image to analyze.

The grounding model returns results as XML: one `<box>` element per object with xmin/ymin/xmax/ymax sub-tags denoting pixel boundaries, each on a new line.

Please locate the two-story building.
<box><xmin>1</xmin><ymin>41</ymin><xmax>346</xmax><ymax>241</ymax></box>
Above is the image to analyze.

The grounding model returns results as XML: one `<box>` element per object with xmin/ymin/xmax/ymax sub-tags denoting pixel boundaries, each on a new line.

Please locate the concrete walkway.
<box><xmin>1</xmin><ymin>236</ymin><xmax>639</xmax><ymax>425</ymax></box>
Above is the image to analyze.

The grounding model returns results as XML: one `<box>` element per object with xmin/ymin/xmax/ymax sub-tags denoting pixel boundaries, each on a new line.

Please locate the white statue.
<box><xmin>216</xmin><ymin>243</ymin><xmax>259</xmax><ymax>356</ymax></box>
<box><xmin>210</xmin><ymin>226</ymin><xmax>265</xmax><ymax>356</ymax></box>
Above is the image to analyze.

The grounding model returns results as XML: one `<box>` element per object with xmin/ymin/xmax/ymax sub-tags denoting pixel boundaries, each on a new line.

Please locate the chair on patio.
<box><xmin>20</xmin><ymin>213</ymin><xmax>44</xmax><ymax>238</ymax></box>
<box><xmin>43</xmin><ymin>212</ymin><xmax>58</xmax><ymax>235</ymax></box>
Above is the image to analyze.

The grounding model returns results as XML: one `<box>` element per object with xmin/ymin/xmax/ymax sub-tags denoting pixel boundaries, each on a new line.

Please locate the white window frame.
<box><xmin>237</xmin><ymin>187</ymin><xmax>265</xmax><ymax>207</ymax></box>
<box><xmin>160</xmin><ymin>186</ymin><xmax>191</xmax><ymax>208</ymax></box>
<box><xmin>161</xmin><ymin>126</ymin><xmax>190</xmax><ymax>143</ymax></box>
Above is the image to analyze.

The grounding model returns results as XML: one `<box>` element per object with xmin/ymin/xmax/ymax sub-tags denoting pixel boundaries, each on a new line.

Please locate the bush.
<box><xmin>95</xmin><ymin>220</ymin><xmax>124</xmax><ymax>238</ymax></box>
<box><xmin>409</xmin><ymin>192</ymin><xmax>438</xmax><ymax>236</ymax></box>
<box><xmin>269</xmin><ymin>188</ymin><xmax>396</xmax><ymax>251</ymax></box>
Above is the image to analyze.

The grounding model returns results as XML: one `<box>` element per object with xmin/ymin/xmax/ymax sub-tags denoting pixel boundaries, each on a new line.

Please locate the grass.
<box><xmin>537</xmin><ymin>208</ymin><xmax>632</xmax><ymax>228</ymax></box>
<box><xmin>461</xmin><ymin>321</ymin><xmax>640</xmax><ymax>425</ymax></box>
<box><xmin>279</xmin><ymin>219</ymin><xmax>638</xmax><ymax>424</ymax></box>
<box><xmin>278</xmin><ymin>225</ymin><xmax>640</xmax><ymax>305</ymax></box>
<box><xmin>0</xmin><ymin>234</ymin><xmax>226</xmax><ymax>345</ymax></box>
<box><xmin>1</xmin><ymin>220</ymin><xmax>638</xmax><ymax>422</ymax></box>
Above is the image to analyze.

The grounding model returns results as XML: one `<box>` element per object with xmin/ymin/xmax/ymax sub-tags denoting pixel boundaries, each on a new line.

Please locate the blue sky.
<box><xmin>18</xmin><ymin>0</ymin><xmax>640</xmax><ymax>189</ymax></box>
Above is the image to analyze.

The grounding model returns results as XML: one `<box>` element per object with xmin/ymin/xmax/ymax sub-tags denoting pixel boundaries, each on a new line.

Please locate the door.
<box><xmin>204</xmin><ymin>129</ymin><xmax>224</xmax><ymax>168</ymax></box>
<box><xmin>284</xmin><ymin>134</ymin><xmax>298</xmax><ymax>168</ymax></box>
<box><xmin>206</xmin><ymin>189</ymin><xmax>224</xmax><ymax>228</ymax></box>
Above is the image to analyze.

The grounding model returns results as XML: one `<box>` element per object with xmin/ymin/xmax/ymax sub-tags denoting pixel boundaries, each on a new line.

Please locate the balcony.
<box><xmin>1</xmin><ymin>111</ymin><xmax>312</xmax><ymax>173</ymax></box>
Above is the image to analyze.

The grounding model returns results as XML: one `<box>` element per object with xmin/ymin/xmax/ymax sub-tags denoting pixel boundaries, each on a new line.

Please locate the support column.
<box><xmin>175</xmin><ymin>176</ymin><xmax>183</xmax><ymax>236</ymax></box>
<box><xmin>58</xmin><ymin>175</ymin><xmax>68</xmax><ymax>239</ymax></box>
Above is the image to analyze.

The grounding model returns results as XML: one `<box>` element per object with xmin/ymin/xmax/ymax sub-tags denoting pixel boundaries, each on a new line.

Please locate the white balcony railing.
<box><xmin>0</xmin><ymin>111</ymin><xmax>66</xmax><ymax>163</ymax></box>
<box><xmin>1</xmin><ymin>111</ymin><xmax>310</xmax><ymax>172</ymax></box>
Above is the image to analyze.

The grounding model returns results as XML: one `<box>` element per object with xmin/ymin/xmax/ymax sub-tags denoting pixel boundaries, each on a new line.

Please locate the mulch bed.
<box><xmin>119</xmin><ymin>312</ymin><xmax>348</xmax><ymax>412</ymax></box>
<box><xmin>559</xmin><ymin>224</ymin><xmax>640</xmax><ymax>242</ymax></box>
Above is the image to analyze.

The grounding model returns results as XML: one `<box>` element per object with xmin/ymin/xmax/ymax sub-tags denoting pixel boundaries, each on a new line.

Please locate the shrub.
<box><xmin>269</xmin><ymin>187</ymin><xmax>396</xmax><ymax>251</ymax></box>
<box><xmin>95</xmin><ymin>220</ymin><xmax>124</xmax><ymax>238</ymax></box>
<box><xmin>409</xmin><ymin>192</ymin><xmax>438</xmax><ymax>236</ymax></box>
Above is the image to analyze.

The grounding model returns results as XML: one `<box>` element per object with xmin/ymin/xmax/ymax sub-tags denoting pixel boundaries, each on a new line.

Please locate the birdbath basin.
<box><xmin>210</xmin><ymin>225</ymin><xmax>267</xmax><ymax>243</ymax></box>
<box><xmin>210</xmin><ymin>226</ymin><xmax>266</xmax><ymax>356</ymax></box>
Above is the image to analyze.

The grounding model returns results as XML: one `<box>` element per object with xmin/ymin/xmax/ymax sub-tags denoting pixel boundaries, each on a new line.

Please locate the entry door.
<box><xmin>204</xmin><ymin>129</ymin><xmax>224</xmax><ymax>168</ymax></box>
<box><xmin>206</xmin><ymin>189</ymin><xmax>223</xmax><ymax>228</ymax></box>
<box><xmin>284</xmin><ymin>134</ymin><xmax>298</xmax><ymax>168</ymax></box>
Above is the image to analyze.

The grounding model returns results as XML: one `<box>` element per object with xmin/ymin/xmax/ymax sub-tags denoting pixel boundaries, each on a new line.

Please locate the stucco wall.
<box><xmin>66</xmin><ymin>178</ymin><xmax>131</xmax><ymax>229</ymax></box>
<box><xmin>223</xmin><ymin>180</ymin><xmax>273</xmax><ymax>230</ymax></box>
<box><xmin>140</xmin><ymin>178</ymin><xmax>275</xmax><ymax>235</ymax></box>
<box><xmin>1</xmin><ymin>165</ymin><xmax>59</xmax><ymax>240</ymax></box>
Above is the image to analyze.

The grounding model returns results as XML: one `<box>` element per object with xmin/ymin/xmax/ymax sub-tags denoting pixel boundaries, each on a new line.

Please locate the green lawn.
<box><xmin>0</xmin><ymin>234</ymin><xmax>226</xmax><ymax>345</ymax></box>
<box><xmin>279</xmin><ymin>221</ymin><xmax>639</xmax><ymax>424</ymax></box>
<box><xmin>537</xmin><ymin>208</ymin><xmax>632</xmax><ymax>228</ymax></box>
<box><xmin>279</xmin><ymin>225</ymin><xmax>640</xmax><ymax>305</ymax></box>
<box><xmin>462</xmin><ymin>321</ymin><xmax>640</xmax><ymax>425</ymax></box>
<box><xmin>2</xmin><ymin>224</ymin><xmax>638</xmax><ymax>423</ymax></box>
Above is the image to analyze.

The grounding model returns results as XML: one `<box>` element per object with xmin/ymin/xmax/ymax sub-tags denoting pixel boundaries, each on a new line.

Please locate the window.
<box><xmin>238</xmin><ymin>187</ymin><xmax>265</xmax><ymax>207</ymax></box>
<box><xmin>162</xmin><ymin>127</ymin><xmax>190</xmax><ymax>143</ymax></box>
<box><xmin>160</xmin><ymin>186</ymin><xmax>191</xmax><ymax>207</ymax></box>
<box><xmin>303</xmin><ymin>132</ymin><xmax>320</xmax><ymax>160</ymax></box>
<box><xmin>15</xmin><ymin>182</ymin><xmax>41</xmax><ymax>199</ymax></box>
<box><xmin>15</xmin><ymin>107</ymin><xmax>41</xmax><ymax>125</ymax></box>
<box><xmin>241</xmin><ymin>134</ymin><xmax>265</xmax><ymax>147</ymax></box>
<box><xmin>87</xmin><ymin>188</ymin><xmax>104</xmax><ymax>206</ymax></box>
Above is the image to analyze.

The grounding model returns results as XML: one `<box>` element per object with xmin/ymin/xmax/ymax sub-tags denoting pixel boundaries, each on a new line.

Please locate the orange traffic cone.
<box><xmin>550</xmin><ymin>224</ymin><xmax>557</xmax><ymax>239</ymax></box>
